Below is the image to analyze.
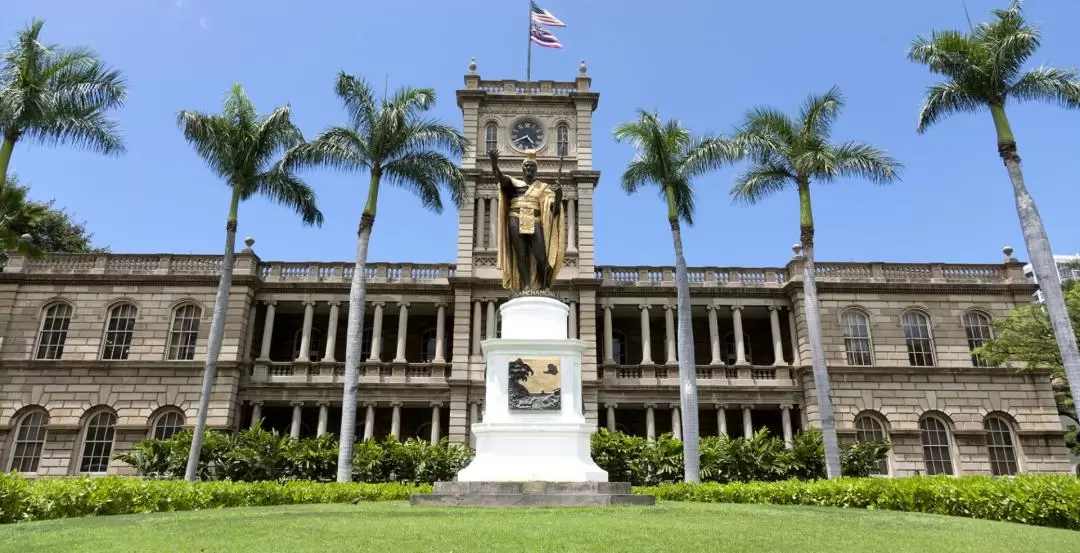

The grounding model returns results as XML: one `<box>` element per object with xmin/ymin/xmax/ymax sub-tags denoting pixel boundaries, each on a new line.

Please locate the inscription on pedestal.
<box><xmin>508</xmin><ymin>357</ymin><xmax>561</xmax><ymax>410</ymax></box>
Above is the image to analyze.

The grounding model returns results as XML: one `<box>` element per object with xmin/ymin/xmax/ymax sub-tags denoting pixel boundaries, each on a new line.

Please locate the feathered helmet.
<box><xmin>522</xmin><ymin>150</ymin><xmax>538</xmax><ymax>167</ymax></box>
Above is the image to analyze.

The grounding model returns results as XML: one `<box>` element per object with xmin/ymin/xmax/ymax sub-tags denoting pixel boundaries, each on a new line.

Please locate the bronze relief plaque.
<box><xmin>508</xmin><ymin>357</ymin><xmax>561</xmax><ymax>410</ymax></box>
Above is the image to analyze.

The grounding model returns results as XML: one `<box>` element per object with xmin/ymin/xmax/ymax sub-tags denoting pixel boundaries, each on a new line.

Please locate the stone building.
<box><xmin>0</xmin><ymin>64</ymin><xmax>1071</xmax><ymax>478</ymax></box>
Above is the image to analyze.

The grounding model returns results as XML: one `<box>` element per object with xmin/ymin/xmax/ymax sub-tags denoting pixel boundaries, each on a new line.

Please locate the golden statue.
<box><xmin>489</xmin><ymin>149</ymin><xmax>565</xmax><ymax>292</ymax></box>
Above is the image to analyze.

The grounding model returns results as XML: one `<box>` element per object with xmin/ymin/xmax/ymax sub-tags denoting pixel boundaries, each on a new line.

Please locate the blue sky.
<box><xmin>4</xmin><ymin>0</ymin><xmax>1079</xmax><ymax>266</ymax></box>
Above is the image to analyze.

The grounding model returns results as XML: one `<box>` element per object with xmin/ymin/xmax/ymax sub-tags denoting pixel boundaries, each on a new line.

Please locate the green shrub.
<box><xmin>637</xmin><ymin>475</ymin><xmax>1080</xmax><ymax>530</ymax></box>
<box><xmin>0</xmin><ymin>475</ymin><xmax>429</xmax><ymax>523</ymax></box>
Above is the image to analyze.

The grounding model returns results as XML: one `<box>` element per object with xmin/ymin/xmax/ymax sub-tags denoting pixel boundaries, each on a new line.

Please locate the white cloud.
<box><xmin>199</xmin><ymin>16</ymin><xmax>209</xmax><ymax>31</ymax></box>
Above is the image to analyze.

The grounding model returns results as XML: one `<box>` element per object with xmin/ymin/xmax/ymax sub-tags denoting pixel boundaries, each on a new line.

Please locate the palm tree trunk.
<box><xmin>797</xmin><ymin>180</ymin><xmax>842</xmax><ymax>478</ymax></box>
<box><xmin>991</xmin><ymin>105</ymin><xmax>1080</xmax><ymax>423</ymax></box>
<box><xmin>336</xmin><ymin>172</ymin><xmax>380</xmax><ymax>482</ymax></box>
<box><xmin>183</xmin><ymin>187</ymin><xmax>241</xmax><ymax>482</ymax></box>
<box><xmin>666</xmin><ymin>190</ymin><xmax>700</xmax><ymax>483</ymax></box>
<box><xmin>0</xmin><ymin>133</ymin><xmax>18</xmax><ymax>191</ymax></box>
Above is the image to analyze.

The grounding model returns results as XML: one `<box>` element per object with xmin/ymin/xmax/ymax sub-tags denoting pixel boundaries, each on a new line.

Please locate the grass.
<box><xmin>3</xmin><ymin>502</ymin><xmax>1079</xmax><ymax>553</ymax></box>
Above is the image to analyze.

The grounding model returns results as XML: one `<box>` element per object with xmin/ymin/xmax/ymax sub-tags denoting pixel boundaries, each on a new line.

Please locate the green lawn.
<box><xmin>3</xmin><ymin>502</ymin><xmax>1079</xmax><ymax>553</ymax></box>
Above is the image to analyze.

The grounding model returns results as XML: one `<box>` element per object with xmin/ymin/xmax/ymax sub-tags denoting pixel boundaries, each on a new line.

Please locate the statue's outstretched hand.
<box><xmin>488</xmin><ymin>149</ymin><xmax>500</xmax><ymax>162</ymax></box>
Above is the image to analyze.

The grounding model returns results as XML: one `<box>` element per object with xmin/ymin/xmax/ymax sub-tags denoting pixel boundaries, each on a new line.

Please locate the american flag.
<box><xmin>530</xmin><ymin>24</ymin><xmax>562</xmax><ymax>49</ymax></box>
<box><xmin>530</xmin><ymin>2</ymin><xmax>566</xmax><ymax>27</ymax></box>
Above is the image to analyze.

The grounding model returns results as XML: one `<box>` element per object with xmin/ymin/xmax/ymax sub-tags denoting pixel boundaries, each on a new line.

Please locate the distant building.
<box><xmin>0</xmin><ymin>65</ymin><xmax>1072</xmax><ymax>479</ymax></box>
<box><xmin>1023</xmin><ymin>254</ymin><xmax>1080</xmax><ymax>302</ymax></box>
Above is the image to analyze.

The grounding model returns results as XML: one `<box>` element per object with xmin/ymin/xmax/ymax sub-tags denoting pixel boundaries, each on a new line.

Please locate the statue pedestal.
<box><xmin>456</xmin><ymin>296</ymin><xmax>607</xmax><ymax>483</ymax></box>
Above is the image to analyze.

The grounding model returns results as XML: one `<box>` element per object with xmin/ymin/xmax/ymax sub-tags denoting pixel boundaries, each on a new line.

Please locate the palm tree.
<box><xmin>908</xmin><ymin>0</ymin><xmax>1080</xmax><ymax>424</ymax></box>
<box><xmin>613</xmin><ymin>110</ymin><xmax>734</xmax><ymax>483</ymax></box>
<box><xmin>728</xmin><ymin>88</ymin><xmax>901</xmax><ymax>478</ymax></box>
<box><xmin>177</xmin><ymin>84</ymin><xmax>323</xmax><ymax>481</ymax></box>
<box><xmin>286</xmin><ymin>73</ymin><xmax>467</xmax><ymax>482</ymax></box>
<box><xmin>0</xmin><ymin>19</ymin><xmax>126</xmax><ymax>190</ymax></box>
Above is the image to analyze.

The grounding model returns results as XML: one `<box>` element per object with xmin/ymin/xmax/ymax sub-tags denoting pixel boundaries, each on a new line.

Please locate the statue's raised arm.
<box><xmin>488</xmin><ymin>149</ymin><xmax>512</xmax><ymax>191</ymax></box>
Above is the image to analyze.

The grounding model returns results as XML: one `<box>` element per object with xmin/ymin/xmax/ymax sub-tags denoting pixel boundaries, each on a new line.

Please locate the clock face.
<box><xmin>510</xmin><ymin>121</ymin><xmax>545</xmax><ymax>150</ymax></box>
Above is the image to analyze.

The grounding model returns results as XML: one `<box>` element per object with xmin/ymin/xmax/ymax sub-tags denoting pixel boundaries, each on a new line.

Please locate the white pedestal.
<box><xmin>457</xmin><ymin>296</ymin><xmax>608</xmax><ymax>483</ymax></box>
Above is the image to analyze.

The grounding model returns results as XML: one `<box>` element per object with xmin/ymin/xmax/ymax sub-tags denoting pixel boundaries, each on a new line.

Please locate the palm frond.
<box><xmin>681</xmin><ymin>136</ymin><xmax>739</xmax><ymax>180</ymax></box>
<box><xmin>668</xmin><ymin>177</ymin><xmax>696</xmax><ymax>226</ymax></box>
<box><xmin>286</xmin><ymin>126</ymin><xmax>369</xmax><ymax>173</ymax></box>
<box><xmin>734</xmin><ymin>106</ymin><xmax>796</xmax><ymax>160</ymax></box>
<box><xmin>619</xmin><ymin>158</ymin><xmax>655</xmax><ymax>195</ymax></box>
<box><xmin>254</xmin><ymin>161</ymin><xmax>324</xmax><ymax>226</ymax></box>
<box><xmin>389</xmin><ymin>86</ymin><xmax>437</xmax><ymax>113</ymax></box>
<box><xmin>799</xmin><ymin>86</ymin><xmax>844</xmax><ymax>139</ymax></box>
<box><xmin>978</xmin><ymin>1</ymin><xmax>1040</xmax><ymax>84</ymax></box>
<box><xmin>908</xmin><ymin>30</ymin><xmax>980</xmax><ymax>81</ymax></box>
<box><xmin>823</xmin><ymin>141</ymin><xmax>903</xmax><ymax>184</ymax></box>
<box><xmin>730</xmin><ymin>162</ymin><xmax>794</xmax><ymax>205</ymax></box>
<box><xmin>381</xmin><ymin>151</ymin><xmax>465</xmax><ymax>213</ymax></box>
<box><xmin>916</xmin><ymin>81</ymin><xmax>983</xmax><ymax>133</ymax></box>
<box><xmin>253</xmin><ymin>105</ymin><xmax>304</xmax><ymax>167</ymax></box>
<box><xmin>1008</xmin><ymin>66</ymin><xmax>1080</xmax><ymax>109</ymax></box>
<box><xmin>176</xmin><ymin>109</ymin><xmax>233</xmax><ymax>180</ymax></box>
<box><xmin>334</xmin><ymin>72</ymin><xmax>377</xmax><ymax>135</ymax></box>
<box><xmin>398</xmin><ymin>119</ymin><xmax>467</xmax><ymax>159</ymax></box>
<box><xmin>28</xmin><ymin>107</ymin><xmax>124</xmax><ymax>155</ymax></box>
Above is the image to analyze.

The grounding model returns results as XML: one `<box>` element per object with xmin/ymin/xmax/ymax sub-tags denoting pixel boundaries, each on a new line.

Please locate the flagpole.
<box><xmin>525</xmin><ymin>0</ymin><xmax>533</xmax><ymax>91</ymax></box>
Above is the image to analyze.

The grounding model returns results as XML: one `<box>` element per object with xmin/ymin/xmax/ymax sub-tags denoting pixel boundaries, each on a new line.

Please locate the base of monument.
<box><xmin>408</xmin><ymin>481</ymin><xmax>655</xmax><ymax>507</ymax></box>
<box><xmin>456</xmin><ymin>421</ymin><xmax>607</xmax><ymax>482</ymax></box>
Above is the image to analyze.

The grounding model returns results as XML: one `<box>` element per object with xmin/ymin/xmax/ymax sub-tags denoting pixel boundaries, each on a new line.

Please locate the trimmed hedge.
<box><xmin>639</xmin><ymin>475</ymin><xmax>1080</xmax><ymax>530</ymax></box>
<box><xmin>0</xmin><ymin>473</ymin><xmax>429</xmax><ymax>524</ymax></box>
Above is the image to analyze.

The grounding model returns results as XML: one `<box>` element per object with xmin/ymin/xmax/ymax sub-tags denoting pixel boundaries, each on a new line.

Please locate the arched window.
<box><xmin>610</xmin><ymin>330</ymin><xmax>627</xmax><ymax>365</ymax></box>
<box><xmin>79</xmin><ymin>410</ymin><xmax>117</xmax><ymax>474</ymax></box>
<box><xmin>854</xmin><ymin>411</ymin><xmax>889</xmax><ymax>475</ymax></box>
<box><xmin>984</xmin><ymin>416</ymin><xmax>1020</xmax><ymax>476</ymax></box>
<box><xmin>291</xmin><ymin>328</ymin><xmax>324</xmax><ymax>362</ymax></box>
<box><xmin>902</xmin><ymin>310</ymin><xmax>935</xmax><ymax>367</ymax></box>
<box><xmin>101</xmin><ymin>303</ymin><xmax>138</xmax><ymax>360</ymax></box>
<box><xmin>841</xmin><ymin>309</ymin><xmax>874</xmax><ymax>366</ymax></box>
<box><xmin>485</xmin><ymin>123</ymin><xmax>498</xmax><ymax>153</ymax></box>
<box><xmin>152</xmin><ymin>409</ymin><xmax>185</xmax><ymax>440</ymax></box>
<box><xmin>8</xmin><ymin>409</ymin><xmax>48</xmax><ymax>473</ymax></box>
<box><xmin>556</xmin><ymin>123</ymin><xmax>569</xmax><ymax>156</ymax></box>
<box><xmin>36</xmin><ymin>302</ymin><xmax>73</xmax><ymax>360</ymax></box>
<box><xmin>724</xmin><ymin>333</ymin><xmax>753</xmax><ymax>365</ymax></box>
<box><xmin>963</xmin><ymin>311</ymin><xmax>994</xmax><ymax>367</ymax></box>
<box><xmin>918</xmin><ymin>415</ymin><xmax>954</xmax><ymax>475</ymax></box>
<box><xmin>167</xmin><ymin>304</ymin><xmax>202</xmax><ymax>360</ymax></box>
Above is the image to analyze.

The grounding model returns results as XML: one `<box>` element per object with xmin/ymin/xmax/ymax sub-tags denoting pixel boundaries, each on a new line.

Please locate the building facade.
<box><xmin>0</xmin><ymin>65</ymin><xmax>1072</xmax><ymax>479</ymax></box>
<box><xmin>1023</xmin><ymin>254</ymin><xmax>1080</xmax><ymax>303</ymax></box>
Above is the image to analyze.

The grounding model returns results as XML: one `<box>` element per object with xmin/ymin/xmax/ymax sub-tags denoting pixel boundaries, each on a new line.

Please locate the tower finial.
<box><xmin>468</xmin><ymin>57</ymin><xmax>477</xmax><ymax>74</ymax></box>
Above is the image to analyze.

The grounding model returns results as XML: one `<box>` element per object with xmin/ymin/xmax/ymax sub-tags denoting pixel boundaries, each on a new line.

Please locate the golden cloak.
<box><xmin>496</xmin><ymin>177</ymin><xmax>566</xmax><ymax>291</ymax></box>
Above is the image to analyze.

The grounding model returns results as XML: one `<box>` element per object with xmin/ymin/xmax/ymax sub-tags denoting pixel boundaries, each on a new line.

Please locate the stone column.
<box><xmin>645</xmin><ymin>405</ymin><xmax>656</xmax><ymax>440</ymax></box>
<box><xmin>390</xmin><ymin>403</ymin><xmax>402</xmax><ymax>439</ymax></box>
<box><xmin>706</xmin><ymin>304</ymin><xmax>722</xmax><ymax>365</ymax></box>
<box><xmin>322</xmin><ymin>301</ymin><xmax>340</xmax><ymax>362</ymax></box>
<box><xmin>433</xmin><ymin>303</ymin><xmax>447</xmax><ymax>363</ymax></box>
<box><xmin>716</xmin><ymin>405</ymin><xmax>727</xmax><ymax>436</ymax></box>
<box><xmin>602</xmin><ymin>304</ymin><xmax>614</xmax><ymax>364</ymax></box>
<box><xmin>297</xmin><ymin>300</ymin><xmax>316</xmax><ymax>361</ymax></box>
<box><xmin>664</xmin><ymin>305</ymin><xmax>677</xmax><ymax>365</ymax></box>
<box><xmin>671</xmin><ymin>405</ymin><xmax>682</xmax><ymax>440</ymax></box>
<box><xmin>476</xmin><ymin>197</ymin><xmax>486</xmax><ymax>249</ymax></box>
<box><xmin>250</xmin><ymin>401</ymin><xmax>263</xmax><ymax>428</ymax></box>
<box><xmin>368</xmin><ymin>302</ymin><xmax>385</xmax><ymax>361</ymax></box>
<box><xmin>606</xmin><ymin>404</ymin><xmax>616</xmax><ymax>431</ymax></box>
<box><xmin>488</xmin><ymin>199</ymin><xmax>497</xmax><ymax>250</ymax></box>
<box><xmin>568</xmin><ymin>199</ymin><xmax>577</xmax><ymax>251</ymax></box>
<box><xmin>731</xmin><ymin>306</ymin><xmax>749</xmax><ymax>365</ymax></box>
<box><xmin>780</xmin><ymin>404</ymin><xmax>793</xmax><ymax>448</ymax></box>
<box><xmin>469</xmin><ymin>403</ymin><xmax>479</xmax><ymax>447</ymax></box>
<box><xmin>258</xmin><ymin>300</ymin><xmax>276</xmax><ymax>360</ymax></box>
<box><xmin>787</xmin><ymin>309</ymin><xmax>802</xmax><ymax>366</ymax></box>
<box><xmin>393</xmin><ymin>302</ymin><xmax>409</xmax><ymax>363</ymax></box>
<box><xmin>639</xmin><ymin>305</ymin><xmax>653</xmax><ymax>365</ymax></box>
<box><xmin>430</xmin><ymin>403</ymin><xmax>442</xmax><ymax>444</ymax></box>
<box><xmin>316</xmin><ymin>402</ymin><xmax>329</xmax><ymax>436</ymax></box>
<box><xmin>485</xmin><ymin>300</ymin><xmax>497</xmax><ymax>340</ymax></box>
<box><xmin>471</xmin><ymin>300</ymin><xmax>483</xmax><ymax>355</ymax></box>
<box><xmin>741</xmin><ymin>405</ymin><xmax>753</xmax><ymax>439</ymax></box>
<box><xmin>568</xmin><ymin>301</ymin><xmax>578</xmax><ymax>339</ymax></box>
<box><xmin>243</xmin><ymin>301</ymin><xmax>258</xmax><ymax>363</ymax></box>
<box><xmin>363</xmin><ymin>404</ymin><xmax>375</xmax><ymax>440</ymax></box>
<box><xmin>290</xmin><ymin>402</ymin><xmax>303</xmax><ymax>439</ymax></box>
<box><xmin>769</xmin><ymin>306</ymin><xmax>787</xmax><ymax>366</ymax></box>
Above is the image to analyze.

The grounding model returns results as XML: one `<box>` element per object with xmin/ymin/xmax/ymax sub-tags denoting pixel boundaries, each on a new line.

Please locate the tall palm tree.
<box><xmin>728</xmin><ymin>88</ymin><xmax>901</xmax><ymax>478</ymax></box>
<box><xmin>0</xmin><ymin>19</ymin><xmax>126</xmax><ymax>190</ymax></box>
<box><xmin>286</xmin><ymin>73</ymin><xmax>467</xmax><ymax>482</ymax></box>
<box><xmin>909</xmin><ymin>0</ymin><xmax>1080</xmax><ymax>424</ymax></box>
<box><xmin>613</xmin><ymin>110</ymin><xmax>734</xmax><ymax>483</ymax></box>
<box><xmin>177</xmin><ymin>84</ymin><xmax>323</xmax><ymax>481</ymax></box>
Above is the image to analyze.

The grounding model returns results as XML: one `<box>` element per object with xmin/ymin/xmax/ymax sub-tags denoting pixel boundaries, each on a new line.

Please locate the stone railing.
<box><xmin>468</xmin><ymin>79</ymin><xmax>586</xmax><ymax>95</ymax></box>
<box><xmin>258</xmin><ymin>262</ymin><xmax>455</xmax><ymax>284</ymax></box>
<box><xmin>253</xmin><ymin>361</ymin><xmax>450</xmax><ymax>384</ymax></box>
<box><xmin>600</xmin><ymin>364</ymin><xmax>793</xmax><ymax>386</ymax></box>
<box><xmin>595</xmin><ymin>261</ymin><xmax>1019</xmax><ymax>287</ymax></box>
